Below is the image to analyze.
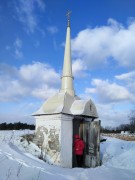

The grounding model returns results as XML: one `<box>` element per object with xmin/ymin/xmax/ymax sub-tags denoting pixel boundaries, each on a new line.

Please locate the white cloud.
<box><xmin>32</xmin><ymin>85</ymin><xmax>58</xmax><ymax>99</ymax></box>
<box><xmin>115</xmin><ymin>71</ymin><xmax>135</xmax><ymax>81</ymax></box>
<box><xmin>115</xmin><ymin>71</ymin><xmax>135</xmax><ymax>96</ymax></box>
<box><xmin>82</xmin><ymin>74</ymin><xmax>135</xmax><ymax>127</ymax></box>
<box><xmin>15</xmin><ymin>0</ymin><xmax>45</xmax><ymax>33</ymax></box>
<box><xmin>85</xmin><ymin>79</ymin><xmax>134</xmax><ymax>103</ymax></box>
<box><xmin>15</xmin><ymin>49</ymin><xmax>23</xmax><ymax>59</ymax></box>
<box><xmin>47</xmin><ymin>26</ymin><xmax>58</xmax><ymax>34</ymax></box>
<box><xmin>19</xmin><ymin>62</ymin><xmax>60</xmax><ymax>86</ymax></box>
<box><xmin>72</xmin><ymin>59</ymin><xmax>87</xmax><ymax>78</ymax></box>
<box><xmin>80</xmin><ymin>84</ymin><xmax>132</xmax><ymax>127</ymax></box>
<box><xmin>14</xmin><ymin>38</ymin><xmax>23</xmax><ymax>59</ymax></box>
<box><xmin>0</xmin><ymin>62</ymin><xmax>60</xmax><ymax>102</ymax></box>
<box><xmin>80</xmin><ymin>87</ymin><xmax>131</xmax><ymax>127</ymax></box>
<box><xmin>14</xmin><ymin>38</ymin><xmax>22</xmax><ymax>48</ymax></box>
<box><xmin>35</xmin><ymin>0</ymin><xmax>46</xmax><ymax>10</ymax></box>
<box><xmin>97</xmin><ymin>103</ymin><xmax>130</xmax><ymax>127</ymax></box>
<box><xmin>0</xmin><ymin>63</ymin><xmax>18</xmax><ymax>77</ymax></box>
<box><xmin>5</xmin><ymin>38</ymin><xmax>23</xmax><ymax>59</ymax></box>
<box><xmin>72</xmin><ymin>19</ymin><xmax>135</xmax><ymax>69</ymax></box>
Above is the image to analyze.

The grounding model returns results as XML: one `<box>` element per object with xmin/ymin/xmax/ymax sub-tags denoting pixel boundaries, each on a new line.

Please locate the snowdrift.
<box><xmin>0</xmin><ymin>130</ymin><xmax>135</xmax><ymax>180</ymax></box>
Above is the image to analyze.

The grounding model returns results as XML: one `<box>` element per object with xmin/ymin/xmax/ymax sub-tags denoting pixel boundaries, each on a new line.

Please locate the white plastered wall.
<box><xmin>35</xmin><ymin>114</ymin><xmax>61</xmax><ymax>165</ymax></box>
<box><xmin>35</xmin><ymin>113</ymin><xmax>74</xmax><ymax>168</ymax></box>
<box><xmin>61</xmin><ymin>114</ymin><xmax>73</xmax><ymax>168</ymax></box>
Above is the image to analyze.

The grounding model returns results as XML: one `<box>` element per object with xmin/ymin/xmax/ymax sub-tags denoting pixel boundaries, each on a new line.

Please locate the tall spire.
<box><xmin>60</xmin><ymin>11</ymin><xmax>75</xmax><ymax>96</ymax></box>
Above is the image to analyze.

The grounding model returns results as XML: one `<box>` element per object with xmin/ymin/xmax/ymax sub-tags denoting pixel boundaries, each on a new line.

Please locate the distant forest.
<box><xmin>101</xmin><ymin>123</ymin><xmax>133</xmax><ymax>134</ymax></box>
<box><xmin>0</xmin><ymin>122</ymin><xmax>35</xmax><ymax>130</ymax></box>
<box><xmin>102</xmin><ymin>109</ymin><xmax>135</xmax><ymax>133</ymax></box>
<box><xmin>0</xmin><ymin>122</ymin><xmax>133</xmax><ymax>133</ymax></box>
<box><xmin>0</xmin><ymin>108</ymin><xmax>135</xmax><ymax>133</ymax></box>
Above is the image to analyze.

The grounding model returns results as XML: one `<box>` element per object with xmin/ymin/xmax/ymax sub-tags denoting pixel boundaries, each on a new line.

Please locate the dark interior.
<box><xmin>72</xmin><ymin>118</ymin><xmax>84</xmax><ymax>167</ymax></box>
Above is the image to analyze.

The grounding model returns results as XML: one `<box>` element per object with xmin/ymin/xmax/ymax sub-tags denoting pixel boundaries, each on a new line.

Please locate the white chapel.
<box><xmin>33</xmin><ymin>12</ymin><xmax>100</xmax><ymax>168</ymax></box>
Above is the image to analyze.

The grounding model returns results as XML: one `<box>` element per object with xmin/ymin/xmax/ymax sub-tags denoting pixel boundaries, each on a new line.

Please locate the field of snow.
<box><xmin>0</xmin><ymin>130</ymin><xmax>135</xmax><ymax>180</ymax></box>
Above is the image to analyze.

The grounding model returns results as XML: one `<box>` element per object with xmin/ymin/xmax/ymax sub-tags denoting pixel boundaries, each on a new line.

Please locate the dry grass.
<box><xmin>21</xmin><ymin>134</ymin><xmax>34</xmax><ymax>144</ymax></box>
<box><xmin>102</xmin><ymin>133</ymin><xmax>135</xmax><ymax>141</ymax></box>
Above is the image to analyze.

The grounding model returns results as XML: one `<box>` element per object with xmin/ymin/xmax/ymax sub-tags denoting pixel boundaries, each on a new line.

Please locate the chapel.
<box><xmin>33</xmin><ymin>12</ymin><xmax>101</xmax><ymax>168</ymax></box>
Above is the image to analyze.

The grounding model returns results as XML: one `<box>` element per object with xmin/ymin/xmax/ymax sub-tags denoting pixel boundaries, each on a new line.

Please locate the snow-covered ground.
<box><xmin>0</xmin><ymin>130</ymin><xmax>135</xmax><ymax>180</ymax></box>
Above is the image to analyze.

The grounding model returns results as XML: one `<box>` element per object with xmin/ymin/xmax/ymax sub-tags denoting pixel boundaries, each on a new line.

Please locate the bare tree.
<box><xmin>128</xmin><ymin>109</ymin><xmax>135</xmax><ymax>132</ymax></box>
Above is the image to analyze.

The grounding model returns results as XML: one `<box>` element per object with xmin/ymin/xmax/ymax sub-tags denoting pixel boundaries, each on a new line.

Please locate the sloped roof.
<box><xmin>33</xmin><ymin>92</ymin><xmax>98</xmax><ymax>118</ymax></box>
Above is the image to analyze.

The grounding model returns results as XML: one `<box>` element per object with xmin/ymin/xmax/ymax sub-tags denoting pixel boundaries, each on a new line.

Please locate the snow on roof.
<box><xmin>33</xmin><ymin>92</ymin><xmax>98</xmax><ymax>118</ymax></box>
<box><xmin>71</xmin><ymin>99</ymin><xmax>98</xmax><ymax>117</ymax></box>
<box><xmin>70</xmin><ymin>100</ymin><xmax>87</xmax><ymax>114</ymax></box>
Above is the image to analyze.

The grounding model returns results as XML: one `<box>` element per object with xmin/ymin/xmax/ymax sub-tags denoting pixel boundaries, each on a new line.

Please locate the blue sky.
<box><xmin>0</xmin><ymin>0</ymin><xmax>135</xmax><ymax>127</ymax></box>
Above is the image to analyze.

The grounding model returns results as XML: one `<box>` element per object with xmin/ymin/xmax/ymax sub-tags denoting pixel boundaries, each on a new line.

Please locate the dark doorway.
<box><xmin>72</xmin><ymin>118</ymin><xmax>101</xmax><ymax>168</ymax></box>
<box><xmin>72</xmin><ymin>118</ymin><xmax>84</xmax><ymax>167</ymax></box>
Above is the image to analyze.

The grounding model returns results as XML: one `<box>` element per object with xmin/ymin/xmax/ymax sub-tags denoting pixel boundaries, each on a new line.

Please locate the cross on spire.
<box><xmin>66</xmin><ymin>10</ymin><xmax>71</xmax><ymax>20</ymax></box>
<box><xmin>66</xmin><ymin>10</ymin><xmax>71</xmax><ymax>27</ymax></box>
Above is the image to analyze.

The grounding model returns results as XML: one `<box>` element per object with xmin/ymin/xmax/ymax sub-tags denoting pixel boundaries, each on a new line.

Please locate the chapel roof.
<box><xmin>33</xmin><ymin>92</ymin><xmax>98</xmax><ymax>118</ymax></box>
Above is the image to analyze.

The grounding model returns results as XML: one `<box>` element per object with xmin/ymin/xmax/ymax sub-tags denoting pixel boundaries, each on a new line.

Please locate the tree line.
<box><xmin>101</xmin><ymin>109</ymin><xmax>135</xmax><ymax>133</ymax></box>
<box><xmin>0</xmin><ymin>122</ymin><xmax>35</xmax><ymax>130</ymax></box>
<box><xmin>0</xmin><ymin>109</ymin><xmax>135</xmax><ymax>133</ymax></box>
<box><xmin>101</xmin><ymin>124</ymin><xmax>131</xmax><ymax>134</ymax></box>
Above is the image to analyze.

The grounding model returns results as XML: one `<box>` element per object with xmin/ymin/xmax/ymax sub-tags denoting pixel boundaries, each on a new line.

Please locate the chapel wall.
<box><xmin>61</xmin><ymin>114</ymin><xmax>73</xmax><ymax>168</ymax></box>
<box><xmin>35</xmin><ymin>114</ymin><xmax>62</xmax><ymax>165</ymax></box>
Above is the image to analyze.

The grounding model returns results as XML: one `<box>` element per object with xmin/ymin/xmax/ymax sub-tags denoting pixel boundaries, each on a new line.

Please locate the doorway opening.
<box><xmin>72</xmin><ymin>118</ymin><xmax>84</xmax><ymax>167</ymax></box>
<box><xmin>72</xmin><ymin>118</ymin><xmax>101</xmax><ymax>168</ymax></box>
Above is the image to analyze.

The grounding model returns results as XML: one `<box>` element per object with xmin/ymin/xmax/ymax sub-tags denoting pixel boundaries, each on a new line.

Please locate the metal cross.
<box><xmin>66</xmin><ymin>10</ymin><xmax>72</xmax><ymax>20</ymax></box>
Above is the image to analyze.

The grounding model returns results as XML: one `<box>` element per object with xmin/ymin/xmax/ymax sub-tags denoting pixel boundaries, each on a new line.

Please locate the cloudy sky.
<box><xmin>0</xmin><ymin>0</ymin><xmax>135</xmax><ymax>127</ymax></box>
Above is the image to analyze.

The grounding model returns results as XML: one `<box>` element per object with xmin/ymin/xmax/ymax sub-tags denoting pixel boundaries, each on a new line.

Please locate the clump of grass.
<box><xmin>21</xmin><ymin>134</ymin><xmax>34</xmax><ymax>144</ymax></box>
<box><xmin>102</xmin><ymin>133</ymin><xmax>135</xmax><ymax>141</ymax></box>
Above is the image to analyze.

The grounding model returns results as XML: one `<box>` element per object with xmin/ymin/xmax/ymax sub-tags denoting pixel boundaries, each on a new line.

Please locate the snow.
<box><xmin>70</xmin><ymin>100</ymin><xmax>87</xmax><ymax>114</ymax></box>
<box><xmin>0</xmin><ymin>130</ymin><xmax>135</xmax><ymax>180</ymax></box>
